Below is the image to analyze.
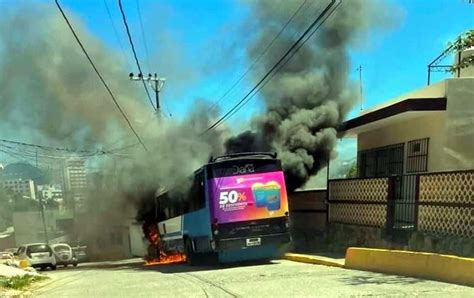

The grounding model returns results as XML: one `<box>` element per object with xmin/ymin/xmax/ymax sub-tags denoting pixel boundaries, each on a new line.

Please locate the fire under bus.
<box><xmin>155</xmin><ymin>152</ymin><xmax>291</xmax><ymax>265</ymax></box>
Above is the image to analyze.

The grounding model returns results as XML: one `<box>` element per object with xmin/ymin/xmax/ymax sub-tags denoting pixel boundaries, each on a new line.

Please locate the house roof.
<box><xmin>338</xmin><ymin>97</ymin><xmax>447</xmax><ymax>135</ymax></box>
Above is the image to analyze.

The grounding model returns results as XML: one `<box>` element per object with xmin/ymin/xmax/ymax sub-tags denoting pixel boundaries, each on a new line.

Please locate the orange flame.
<box><xmin>143</xmin><ymin>223</ymin><xmax>187</xmax><ymax>266</ymax></box>
<box><xmin>144</xmin><ymin>252</ymin><xmax>187</xmax><ymax>266</ymax></box>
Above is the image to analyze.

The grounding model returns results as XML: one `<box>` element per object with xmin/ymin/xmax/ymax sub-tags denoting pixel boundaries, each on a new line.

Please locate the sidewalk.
<box><xmin>284</xmin><ymin>248</ymin><xmax>474</xmax><ymax>287</ymax></box>
<box><xmin>283</xmin><ymin>252</ymin><xmax>345</xmax><ymax>268</ymax></box>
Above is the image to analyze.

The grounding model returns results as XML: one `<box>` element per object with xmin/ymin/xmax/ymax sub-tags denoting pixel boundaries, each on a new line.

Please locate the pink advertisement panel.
<box><xmin>209</xmin><ymin>171</ymin><xmax>289</xmax><ymax>224</ymax></box>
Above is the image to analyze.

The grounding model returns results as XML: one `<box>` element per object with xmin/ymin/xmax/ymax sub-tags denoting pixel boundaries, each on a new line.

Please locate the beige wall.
<box><xmin>352</xmin><ymin>78</ymin><xmax>473</xmax><ymax>174</ymax></box>
<box><xmin>361</xmin><ymin>80</ymin><xmax>446</xmax><ymax>115</ymax></box>
<box><xmin>444</xmin><ymin>78</ymin><xmax>474</xmax><ymax>170</ymax></box>
<box><xmin>358</xmin><ymin>112</ymin><xmax>447</xmax><ymax>173</ymax></box>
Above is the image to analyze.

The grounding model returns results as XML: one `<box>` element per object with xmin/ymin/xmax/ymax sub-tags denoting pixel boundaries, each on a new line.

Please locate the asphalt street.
<box><xmin>34</xmin><ymin>258</ymin><xmax>473</xmax><ymax>297</ymax></box>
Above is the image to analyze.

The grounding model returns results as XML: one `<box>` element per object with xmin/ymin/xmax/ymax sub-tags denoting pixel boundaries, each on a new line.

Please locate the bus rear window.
<box><xmin>208</xmin><ymin>158</ymin><xmax>282</xmax><ymax>179</ymax></box>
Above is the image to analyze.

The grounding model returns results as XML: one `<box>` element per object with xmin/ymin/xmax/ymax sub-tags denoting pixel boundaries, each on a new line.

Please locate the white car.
<box><xmin>16</xmin><ymin>243</ymin><xmax>57</xmax><ymax>270</ymax></box>
<box><xmin>51</xmin><ymin>243</ymin><xmax>78</xmax><ymax>267</ymax></box>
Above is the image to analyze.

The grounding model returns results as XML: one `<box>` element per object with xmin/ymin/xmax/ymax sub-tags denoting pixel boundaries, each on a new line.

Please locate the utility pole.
<box><xmin>357</xmin><ymin>65</ymin><xmax>363</xmax><ymax>111</ymax></box>
<box><xmin>129</xmin><ymin>73</ymin><xmax>166</xmax><ymax>114</ymax></box>
<box><xmin>38</xmin><ymin>193</ymin><xmax>49</xmax><ymax>244</ymax></box>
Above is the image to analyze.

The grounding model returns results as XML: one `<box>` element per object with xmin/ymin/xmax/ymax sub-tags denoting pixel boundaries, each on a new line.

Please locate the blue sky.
<box><xmin>54</xmin><ymin>0</ymin><xmax>474</xmax><ymax>118</ymax></box>
<box><xmin>55</xmin><ymin>0</ymin><xmax>473</xmax><ymax>125</ymax></box>
<box><xmin>1</xmin><ymin>0</ymin><xmax>473</xmax><ymax>166</ymax></box>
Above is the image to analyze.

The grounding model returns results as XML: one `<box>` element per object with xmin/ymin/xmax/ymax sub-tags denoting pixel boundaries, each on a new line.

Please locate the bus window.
<box><xmin>189</xmin><ymin>171</ymin><xmax>205</xmax><ymax>212</ymax></box>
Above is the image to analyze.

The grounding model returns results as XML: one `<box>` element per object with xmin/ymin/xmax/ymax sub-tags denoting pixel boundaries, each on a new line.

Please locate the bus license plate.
<box><xmin>246</xmin><ymin>238</ymin><xmax>261</xmax><ymax>247</ymax></box>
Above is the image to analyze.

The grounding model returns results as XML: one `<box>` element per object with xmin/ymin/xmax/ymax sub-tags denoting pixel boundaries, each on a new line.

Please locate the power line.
<box><xmin>203</xmin><ymin>0</ymin><xmax>339</xmax><ymax>133</ymax></box>
<box><xmin>117</xmin><ymin>0</ymin><xmax>156</xmax><ymax>111</ymax></box>
<box><xmin>1</xmin><ymin>143</ymin><xmax>100</xmax><ymax>160</ymax></box>
<box><xmin>0</xmin><ymin>138</ymin><xmax>96</xmax><ymax>154</ymax></box>
<box><xmin>0</xmin><ymin>138</ymin><xmax>139</xmax><ymax>156</ymax></box>
<box><xmin>208</xmin><ymin>0</ymin><xmax>309</xmax><ymax>113</ymax></box>
<box><xmin>103</xmin><ymin>0</ymin><xmax>132</xmax><ymax>69</ymax></box>
<box><xmin>54</xmin><ymin>0</ymin><xmax>149</xmax><ymax>152</ymax></box>
<box><xmin>136</xmin><ymin>0</ymin><xmax>152</xmax><ymax>70</ymax></box>
<box><xmin>220</xmin><ymin>1</ymin><xmax>342</xmax><ymax>126</ymax></box>
<box><xmin>0</xmin><ymin>145</ymin><xmax>92</xmax><ymax>160</ymax></box>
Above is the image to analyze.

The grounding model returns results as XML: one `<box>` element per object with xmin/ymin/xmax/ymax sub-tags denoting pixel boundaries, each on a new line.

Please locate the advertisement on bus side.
<box><xmin>208</xmin><ymin>171</ymin><xmax>289</xmax><ymax>224</ymax></box>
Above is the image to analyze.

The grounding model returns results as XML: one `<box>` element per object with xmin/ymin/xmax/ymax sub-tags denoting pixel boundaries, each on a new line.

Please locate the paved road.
<box><xmin>34</xmin><ymin>258</ymin><xmax>473</xmax><ymax>297</ymax></box>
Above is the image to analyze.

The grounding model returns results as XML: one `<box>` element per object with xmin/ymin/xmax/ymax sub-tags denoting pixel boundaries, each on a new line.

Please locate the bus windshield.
<box><xmin>208</xmin><ymin>158</ymin><xmax>288</xmax><ymax>224</ymax></box>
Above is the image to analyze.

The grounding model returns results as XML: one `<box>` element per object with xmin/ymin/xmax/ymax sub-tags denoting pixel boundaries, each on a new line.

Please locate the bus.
<box><xmin>155</xmin><ymin>152</ymin><xmax>291</xmax><ymax>264</ymax></box>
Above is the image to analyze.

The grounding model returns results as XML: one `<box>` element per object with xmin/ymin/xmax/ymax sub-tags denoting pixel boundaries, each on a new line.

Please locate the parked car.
<box><xmin>71</xmin><ymin>245</ymin><xmax>88</xmax><ymax>262</ymax></box>
<box><xmin>51</xmin><ymin>243</ymin><xmax>78</xmax><ymax>267</ymax></box>
<box><xmin>0</xmin><ymin>251</ymin><xmax>14</xmax><ymax>263</ymax></box>
<box><xmin>16</xmin><ymin>243</ymin><xmax>56</xmax><ymax>270</ymax></box>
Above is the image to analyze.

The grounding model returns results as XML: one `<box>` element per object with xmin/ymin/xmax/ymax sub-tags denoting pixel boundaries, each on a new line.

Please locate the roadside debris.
<box><xmin>0</xmin><ymin>264</ymin><xmax>39</xmax><ymax>278</ymax></box>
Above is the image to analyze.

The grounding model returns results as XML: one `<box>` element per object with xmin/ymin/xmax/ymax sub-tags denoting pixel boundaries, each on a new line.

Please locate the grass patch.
<box><xmin>0</xmin><ymin>275</ymin><xmax>48</xmax><ymax>290</ymax></box>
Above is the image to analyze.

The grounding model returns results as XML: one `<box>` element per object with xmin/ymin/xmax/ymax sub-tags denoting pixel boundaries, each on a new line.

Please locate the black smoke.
<box><xmin>225</xmin><ymin>0</ymin><xmax>397</xmax><ymax>190</ymax></box>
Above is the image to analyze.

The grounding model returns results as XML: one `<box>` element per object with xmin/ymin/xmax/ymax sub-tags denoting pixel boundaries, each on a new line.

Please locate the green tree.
<box><xmin>346</xmin><ymin>162</ymin><xmax>357</xmax><ymax>178</ymax></box>
<box><xmin>449</xmin><ymin>30</ymin><xmax>474</xmax><ymax>74</ymax></box>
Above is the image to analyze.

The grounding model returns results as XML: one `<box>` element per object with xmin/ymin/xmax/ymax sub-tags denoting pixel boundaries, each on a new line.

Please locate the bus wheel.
<box><xmin>185</xmin><ymin>238</ymin><xmax>196</xmax><ymax>266</ymax></box>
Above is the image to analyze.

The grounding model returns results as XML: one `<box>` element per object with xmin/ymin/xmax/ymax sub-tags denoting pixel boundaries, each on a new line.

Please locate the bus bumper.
<box><xmin>215</xmin><ymin>232</ymin><xmax>290</xmax><ymax>251</ymax></box>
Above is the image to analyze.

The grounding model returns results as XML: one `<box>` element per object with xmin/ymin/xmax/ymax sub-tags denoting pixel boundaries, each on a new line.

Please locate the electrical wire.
<box><xmin>203</xmin><ymin>0</ymin><xmax>339</xmax><ymax>133</ymax></box>
<box><xmin>0</xmin><ymin>139</ymin><xmax>139</xmax><ymax>158</ymax></box>
<box><xmin>54</xmin><ymin>0</ymin><xmax>149</xmax><ymax>152</ymax></box>
<box><xmin>208</xmin><ymin>0</ymin><xmax>309</xmax><ymax>113</ymax></box>
<box><xmin>103</xmin><ymin>0</ymin><xmax>132</xmax><ymax>69</ymax></box>
<box><xmin>136</xmin><ymin>0</ymin><xmax>152</xmax><ymax>71</ymax></box>
<box><xmin>217</xmin><ymin>1</ymin><xmax>342</xmax><ymax>128</ymax></box>
<box><xmin>0</xmin><ymin>139</ymin><xmax>96</xmax><ymax>154</ymax></box>
<box><xmin>117</xmin><ymin>0</ymin><xmax>156</xmax><ymax>111</ymax></box>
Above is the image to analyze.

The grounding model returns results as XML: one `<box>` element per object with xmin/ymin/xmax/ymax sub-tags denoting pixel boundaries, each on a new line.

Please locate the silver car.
<box><xmin>51</xmin><ymin>243</ymin><xmax>78</xmax><ymax>267</ymax></box>
<box><xmin>17</xmin><ymin>243</ymin><xmax>57</xmax><ymax>270</ymax></box>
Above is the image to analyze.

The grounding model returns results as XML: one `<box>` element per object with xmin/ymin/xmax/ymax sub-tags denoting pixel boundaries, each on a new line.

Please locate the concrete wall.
<box><xmin>129</xmin><ymin>222</ymin><xmax>147</xmax><ymax>257</ymax></box>
<box><xmin>85</xmin><ymin>224</ymin><xmax>131</xmax><ymax>261</ymax></box>
<box><xmin>12</xmin><ymin>210</ymin><xmax>73</xmax><ymax>246</ymax></box>
<box><xmin>288</xmin><ymin>190</ymin><xmax>327</xmax><ymax>252</ymax></box>
<box><xmin>444</xmin><ymin>78</ymin><xmax>474</xmax><ymax>170</ymax></box>
<box><xmin>326</xmin><ymin>223</ymin><xmax>474</xmax><ymax>258</ymax></box>
<box><xmin>0</xmin><ymin>233</ymin><xmax>15</xmax><ymax>251</ymax></box>
<box><xmin>358</xmin><ymin>112</ymin><xmax>447</xmax><ymax>173</ymax></box>
<box><xmin>357</xmin><ymin>77</ymin><xmax>474</xmax><ymax>174</ymax></box>
<box><xmin>362</xmin><ymin>80</ymin><xmax>446</xmax><ymax>114</ymax></box>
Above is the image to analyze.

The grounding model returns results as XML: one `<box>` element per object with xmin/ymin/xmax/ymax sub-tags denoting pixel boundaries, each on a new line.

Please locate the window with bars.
<box><xmin>357</xmin><ymin>143</ymin><xmax>404</xmax><ymax>178</ymax></box>
<box><xmin>406</xmin><ymin>138</ymin><xmax>429</xmax><ymax>173</ymax></box>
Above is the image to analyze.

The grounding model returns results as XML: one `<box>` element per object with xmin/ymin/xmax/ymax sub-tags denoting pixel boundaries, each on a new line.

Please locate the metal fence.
<box><xmin>418</xmin><ymin>170</ymin><xmax>473</xmax><ymax>238</ymax></box>
<box><xmin>328</xmin><ymin>170</ymin><xmax>474</xmax><ymax>239</ymax></box>
<box><xmin>328</xmin><ymin>178</ymin><xmax>388</xmax><ymax>228</ymax></box>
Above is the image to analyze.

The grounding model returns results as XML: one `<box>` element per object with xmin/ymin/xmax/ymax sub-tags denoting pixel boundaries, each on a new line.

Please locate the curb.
<box><xmin>345</xmin><ymin>247</ymin><xmax>474</xmax><ymax>287</ymax></box>
<box><xmin>283</xmin><ymin>253</ymin><xmax>344</xmax><ymax>268</ymax></box>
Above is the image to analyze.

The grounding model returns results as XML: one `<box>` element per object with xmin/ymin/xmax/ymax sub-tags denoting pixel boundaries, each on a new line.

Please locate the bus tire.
<box><xmin>185</xmin><ymin>238</ymin><xmax>196</xmax><ymax>266</ymax></box>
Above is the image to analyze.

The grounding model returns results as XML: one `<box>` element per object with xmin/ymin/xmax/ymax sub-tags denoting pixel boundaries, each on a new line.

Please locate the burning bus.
<box><xmin>148</xmin><ymin>152</ymin><xmax>291</xmax><ymax>265</ymax></box>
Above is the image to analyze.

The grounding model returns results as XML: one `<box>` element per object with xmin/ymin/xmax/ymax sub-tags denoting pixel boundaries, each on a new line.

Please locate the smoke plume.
<box><xmin>0</xmin><ymin>1</ymin><xmax>397</xmax><ymax>256</ymax></box>
<box><xmin>0</xmin><ymin>3</ymin><xmax>225</xmax><ymax>254</ymax></box>
<box><xmin>226</xmin><ymin>0</ymin><xmax>395</xmax><ymax>190</ymax></box>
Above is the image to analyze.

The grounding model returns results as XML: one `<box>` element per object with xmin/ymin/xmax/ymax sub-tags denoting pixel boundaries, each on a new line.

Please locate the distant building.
<box><xmin>2</xmin><ymin>179</ymin><xmax>36</xmax><ymax>200</ymax></box>
<box><xmin>62</xmin><ymin>159</ymin><xmax>88</xmax><ymax>211</ymax></box>
<box><xmin>0</xmin><ymin>162</ymin><xmax>48</xmax><ymax>185</ymax></box>
<box><xmin>37</xmin><ymin>184</ymin><xmax>63</xmax><ymax>202</ymax></box>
